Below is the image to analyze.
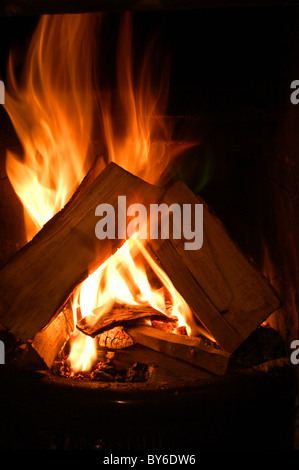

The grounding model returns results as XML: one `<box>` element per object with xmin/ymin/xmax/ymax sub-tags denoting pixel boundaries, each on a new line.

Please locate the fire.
<box><xmin>4</xmin><ymin>13</ymin><xmax>194</xmax><ymax>372</ymax></box>
<box><xmin>5</xmin><ymin>14</ymin><xmax>99</xmax><ymax>241</ymax></box>
<box><xmin>68</xmin><ymin>236</ymin><xmax>193</xmax><ymax>372</ymax></box>
<box><xmin>72</xmin><ymin>238</ymin><xmax>192</xmax><ymax>330</ymax></box>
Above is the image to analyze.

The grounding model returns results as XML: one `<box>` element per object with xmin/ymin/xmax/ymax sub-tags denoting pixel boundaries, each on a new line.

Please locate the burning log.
<box><xmin>0</xmin><ymin>163</ymin><xmax>162</xmax><ymax>342</ymax></box>
<box><xmin>32</xmin><ymin>304</ymin><xmax>74</xmax><ymax>369</ymax></box>
<box><xmin>147</xmin><ymin>237</ymin><xmax>243</xmax><ymax>352</ymax></box>
<box><xmin>148</xmin><ymin>180</ymin><xmax>280</xmax><ymax>353</ymax></box>
<box><xmin>0</xmin><ymin>158</ymin><xmax>280</xmax><ymax>372</ymax></box>
<box><xmin>98</xmin><ymin>326</ymin><xmax>134</xmax><ymax>349</ymax></box>
<box><xmin>76</xmin><ymin>301</ymin><xmax>229</xmax><ymax>376</ymax></box>
<box><xmin>126</xmin><ymin>324</ymin><xmax>230</xmax><ymax>376</ymax></box>
<box><xmin>77</xmin><ymin>304</ymin><xmax>176</xmax><ymax>337</ymax></box>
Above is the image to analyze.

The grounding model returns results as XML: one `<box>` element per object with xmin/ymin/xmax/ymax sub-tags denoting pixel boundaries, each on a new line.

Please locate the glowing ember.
<box><xmin>4</xmin><ymin>13</ymin><xmax>194</xmax><ymax>373</ymax></box>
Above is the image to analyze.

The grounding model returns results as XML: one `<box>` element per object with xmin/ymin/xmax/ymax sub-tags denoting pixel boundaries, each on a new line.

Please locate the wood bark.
<box><xmin>29</xmin><ymin>157</ymin><xmax>105</xmax><ymax>368</ymax></box>
<box><xmin>0</xmin><ymin>162</ymin><xmax>162</xmax><ymax>341</ymax></box>
<box><xmin>0</xmin><ymin>159</ymin><xmax>280</xmax><ymax>359</ymax></box>
<box><xmin>97</xmin><ymin>326</ymin><xmax>134</xmax><ymax>349</ymax></box>
<box><xmin>147</xmin><ymin>237</ymin><xmax>243</xmax><ymax>352</ymax></box>
<box><xmin>32</xmin><ymin>303</ymin><xmax>74</xmax><ymax>369</ymax></box>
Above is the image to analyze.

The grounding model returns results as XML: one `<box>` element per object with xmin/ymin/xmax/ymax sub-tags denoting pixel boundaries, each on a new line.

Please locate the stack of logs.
<box><xmin>0</xmin><ymin>162</ymin><xmax>280</xmax><ymax>380</ymax></box>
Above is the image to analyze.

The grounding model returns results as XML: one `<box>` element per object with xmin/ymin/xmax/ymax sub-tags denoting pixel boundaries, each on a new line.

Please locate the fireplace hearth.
<box><xmin>0</xmin><ymin>325</ymin><xmax>296</xmax><ymax>450</ymax></box>
<box><xmin>0</xmin><ymin>3</ymin><xmax>298</xmax><ymax>451</ymax></box>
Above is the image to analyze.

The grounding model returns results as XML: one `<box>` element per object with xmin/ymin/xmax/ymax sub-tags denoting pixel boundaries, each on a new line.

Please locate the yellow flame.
<box><xmin>5</xmin><ymin>13</ymin><xmax>194</xmax><ymax>372</ymax></box>
<box><xmin>72</xmin><ymin>238</ymin><xmax>193</xmax><ymax>330</ymax></box>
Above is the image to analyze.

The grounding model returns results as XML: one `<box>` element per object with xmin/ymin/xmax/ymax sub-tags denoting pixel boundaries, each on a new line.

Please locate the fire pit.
<box><xmin>0</xmin><ymin>5</ymin><xmax>298</xmax><ymax>451</ymax></box>
<box><xmin>0</xmin><ymin>325</ymin><xmax>296</xmax><ymax>450</ymax></box>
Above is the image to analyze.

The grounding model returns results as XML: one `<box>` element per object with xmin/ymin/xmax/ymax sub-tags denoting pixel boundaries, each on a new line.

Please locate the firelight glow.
<box><xmin>4</xmin><ymin>13</ymin><xmax>196</xmax><ymax>372</ymax></box>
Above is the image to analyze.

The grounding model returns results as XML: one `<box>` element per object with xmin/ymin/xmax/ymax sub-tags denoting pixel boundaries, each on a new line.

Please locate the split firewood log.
<box><xmin>126</xmin><ymin>324</ymin><xmax>230</xmax><ymax>376</ymax></box>
<box><xmin>148</xmin><ymin>180</ymin><xmax>280</xmax><ymax>353</ymax></box>
<box><xmin>77</xmin><ymin>304</ymin><xmax>176</xmax><ymax>337</ymax></box>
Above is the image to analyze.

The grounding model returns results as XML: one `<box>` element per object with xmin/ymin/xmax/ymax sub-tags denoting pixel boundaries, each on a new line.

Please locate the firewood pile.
<box><xmin>0</xmin><ymin>162</ymin><xmax>281</xmax><ymax>383</ymax></box>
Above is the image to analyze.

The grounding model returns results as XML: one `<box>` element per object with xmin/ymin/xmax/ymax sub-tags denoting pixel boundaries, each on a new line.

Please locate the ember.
<box><xmin>52</xmin><ymin>354</ymin><xmax>152</xmax><ymax>383</ymax></box>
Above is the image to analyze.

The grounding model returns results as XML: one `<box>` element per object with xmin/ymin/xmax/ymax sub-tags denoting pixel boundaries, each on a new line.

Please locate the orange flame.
<box><xmin>96</xmin><ymin>14</ymin><xmax>176</xmax><ymax>185</ymax></box>
<box><xmin>4</xmin><ymin>13</ymin><xmax>194</xmax><ymax>372</ymax></box>
<box><xmin>5</xmin><ymin>14</ymin><xmax>100</xmax><ymax>241</ymax></box>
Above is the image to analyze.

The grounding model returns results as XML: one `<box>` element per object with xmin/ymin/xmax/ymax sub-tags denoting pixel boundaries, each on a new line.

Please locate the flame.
<box><xmin>5</xmin><ymin>14</ymin><xmax>100</xmax><ymax>241</ymax></box>
<box><xmin>72</xmin><ymin>238</ymin><xmax>193</xmax><ymax>330</ymax></box>
<box><xmin>4</xmin><ymin>13</ymin><xmax>194</xmax><ymax>373</ymax></box>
